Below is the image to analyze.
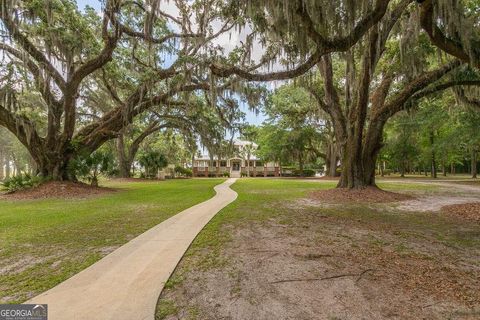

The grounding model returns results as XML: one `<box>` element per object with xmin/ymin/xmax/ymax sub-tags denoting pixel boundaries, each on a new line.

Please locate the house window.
<box><xmin>220</xmin><ymin>161</ymin><xmax>227</xmax><ymax>167</ymax></box>
<box><xmin>213</xmin><ymin>161</ymin><xmax>217</xmax><ymax>167</ymax></box>
<box><xmin>256</xmin><ymin>161</ymin><xmax>263</xmax><ymax>167</ymax></box>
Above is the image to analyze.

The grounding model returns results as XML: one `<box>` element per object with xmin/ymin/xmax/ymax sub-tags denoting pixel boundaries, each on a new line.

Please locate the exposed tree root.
<box><xmin>270</xmin><ymin>268</ymin><xmax>376</xmax><ymax>284</ymax></box>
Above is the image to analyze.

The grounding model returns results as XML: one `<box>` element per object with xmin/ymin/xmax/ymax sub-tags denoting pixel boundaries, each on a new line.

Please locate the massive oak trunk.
<box><xmin>335</xmin><ymin>27</ymin><xmax>382</xmax><ymax>189</ymax></box>
<box><xmin>31</xmin><ymin>143</ymin><xmax>76</xmax><ymax>180</ymax></box>
<box><xmin>337</xmin><ymin>119</ymin><xmax>384</xmax><ymax>189</ymax></box>
<box><xmin>337</xmin><ymin>149</ymin><xmax>378</xmax><ymax>188</ymax></box>
<box><xmin>0</xmin><ymin>105</ymin><xmax>77</xmax><ymax>180</ymax></box>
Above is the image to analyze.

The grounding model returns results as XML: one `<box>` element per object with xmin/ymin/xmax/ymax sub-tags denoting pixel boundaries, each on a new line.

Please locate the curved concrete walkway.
<box><xmin>28</xmin><ymin>178</ymin><xmax>238</xmax><ymax>320</ymax></box>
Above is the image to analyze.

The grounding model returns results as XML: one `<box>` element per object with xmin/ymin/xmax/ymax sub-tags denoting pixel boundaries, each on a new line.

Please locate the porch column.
<box><xmin>192</xmin><ymin>160</ymin><xmax>197</xmax><ymax>177</ymax></box>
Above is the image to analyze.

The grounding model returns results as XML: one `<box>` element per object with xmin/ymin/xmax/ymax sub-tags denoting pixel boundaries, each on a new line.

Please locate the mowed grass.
<box><xmin>0</xmin><ymin>178</ymin><xmax>224</xmax><ymax>303</ymax></box>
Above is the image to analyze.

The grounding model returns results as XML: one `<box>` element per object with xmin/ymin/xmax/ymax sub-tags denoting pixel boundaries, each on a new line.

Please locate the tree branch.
<box><xmin>0</xmin><ymin>43</ymin><xmax>62</xmax><ymax>109</ymax></box>
<box><xmin>127</xmin><ymin>121</ymin><xmax>163</xmax><ymax>161</ymax></box>
<box><xmin>411</xmin><ymin>79</ymin><xmax>480</xmax><ymax>102</ymax></box>
<box><xmin>419</xmin><ymin>0</ymin><xmax>479</xmax><ymax>68</ymax></box>
<box><xmin>211</xmin><ymin>0</ymin><xmax>394</xmax><ymax>81</ymax></box>
<box><xmin>376</xmin><ymin>60</ymin><xmax>463</xmax><ymax>119</ymax></box>
<box><xmin>0</xmin><ymin>1</ymin><xmax>66</xmax><ymax>91</ymax></box>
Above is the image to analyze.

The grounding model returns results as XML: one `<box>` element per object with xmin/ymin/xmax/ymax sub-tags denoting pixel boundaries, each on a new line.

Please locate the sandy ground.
<box><xmin>392</xmin><ymin>181</ymin><xmax>480</xmax><ymax>212</ymax></box>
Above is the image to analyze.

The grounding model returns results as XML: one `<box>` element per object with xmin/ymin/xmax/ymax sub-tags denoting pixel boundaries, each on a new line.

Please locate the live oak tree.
<box><xmin>307</xmin><ymin>0</ymin><xmax>480</xmax><ymax>188</ymax></box>
<box><xmin>0</xmin><ymin>0</ymin><xmax>124</xmax><ymax>179</ymax></box>
<box><xmin>419</xmin><ymin>0</ymin><xmax>480</xmax><ymax>112</ymax></box>
<box><xmin>211</xmin><ymin>0</ymin><xmax>480</xmax><ymax>188</ymax></box>
<box><xmin>115</xmin><ymin>118</ymin><xmax>167</xmax><ymax>178</ymax></box>
<box><xmin>0</xmin><ymin>0</ymin><xmax>254</xmax><ymax>180</ymax></box>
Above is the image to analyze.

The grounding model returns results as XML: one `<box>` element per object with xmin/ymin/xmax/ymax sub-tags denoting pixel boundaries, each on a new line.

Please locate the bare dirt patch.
<box><xmin>442</xmin><ymin>202</ymin><xmax>480</xmax><ymax>223</ymax></box>
<box><xmin>395</xmin><ymin>181</ymin><xmax>480</xmax><ymax>212</ymax></box>
<box><xmin>0</xmin><ymin>181</ymin><xmax>115</xmax><ymax>200</ymax></box>
<box><xmin>397</xmin><ymin>196</ymin><xmax>480</xmax><ymax>212</ymax></box>
<box><xmin>310</xmin><ymin>186</ymin><xmax>414</xmax><ymax>204</ymax></box>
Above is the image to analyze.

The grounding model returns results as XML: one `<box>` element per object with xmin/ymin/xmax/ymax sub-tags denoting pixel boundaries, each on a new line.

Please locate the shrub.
<box><xmin>138</xmin><ymin>151</ymin><xmax>168</xmax><ymax>178</ymax></box>
<box><xmin>1</xmin><ymin>173</ymin><xmax>45</xmax><ymax>193</ymax></box>
<box><xmin>69</xmin><ymin>150</ymin><xmax>115</xmax><ymax>186</ymax></box>
<box><xmin>174</xmin><ymin>166</ymin><xmax>192</xmax><ymax>177</ymax></box>
<box><xmin>223</xmin><ymin>172</ymin><xmax>230</xmax><ymax>177</ymax></box>
<box><xmin>293</xmin><ymin>169</ymin><xmax>316</xmax><ymax>177</ymax></box>
<box><xmin>301</xmin><ymin>169</ymin><xmax>316</xmax><ymax>177</ymax></box>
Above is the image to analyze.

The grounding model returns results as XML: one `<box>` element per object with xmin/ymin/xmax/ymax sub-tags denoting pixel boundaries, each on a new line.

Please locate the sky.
<box><xmin>76</xmin><ymin>0</ymin><xmax>267</xmax><ymax>126</ymax></box>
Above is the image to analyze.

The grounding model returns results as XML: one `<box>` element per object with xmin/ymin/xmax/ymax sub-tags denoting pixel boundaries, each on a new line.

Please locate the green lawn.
<box><xmin>0</xmin><ymin>178</ymin><xmax>224</xmax><ymax>303</ymax></box>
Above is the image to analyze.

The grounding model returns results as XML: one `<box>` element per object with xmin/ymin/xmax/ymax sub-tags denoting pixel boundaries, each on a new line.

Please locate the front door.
<box><xmin>232</xmin><ymin>161</ymin><xmax>240</xmax><ymax>171</ymax></box>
